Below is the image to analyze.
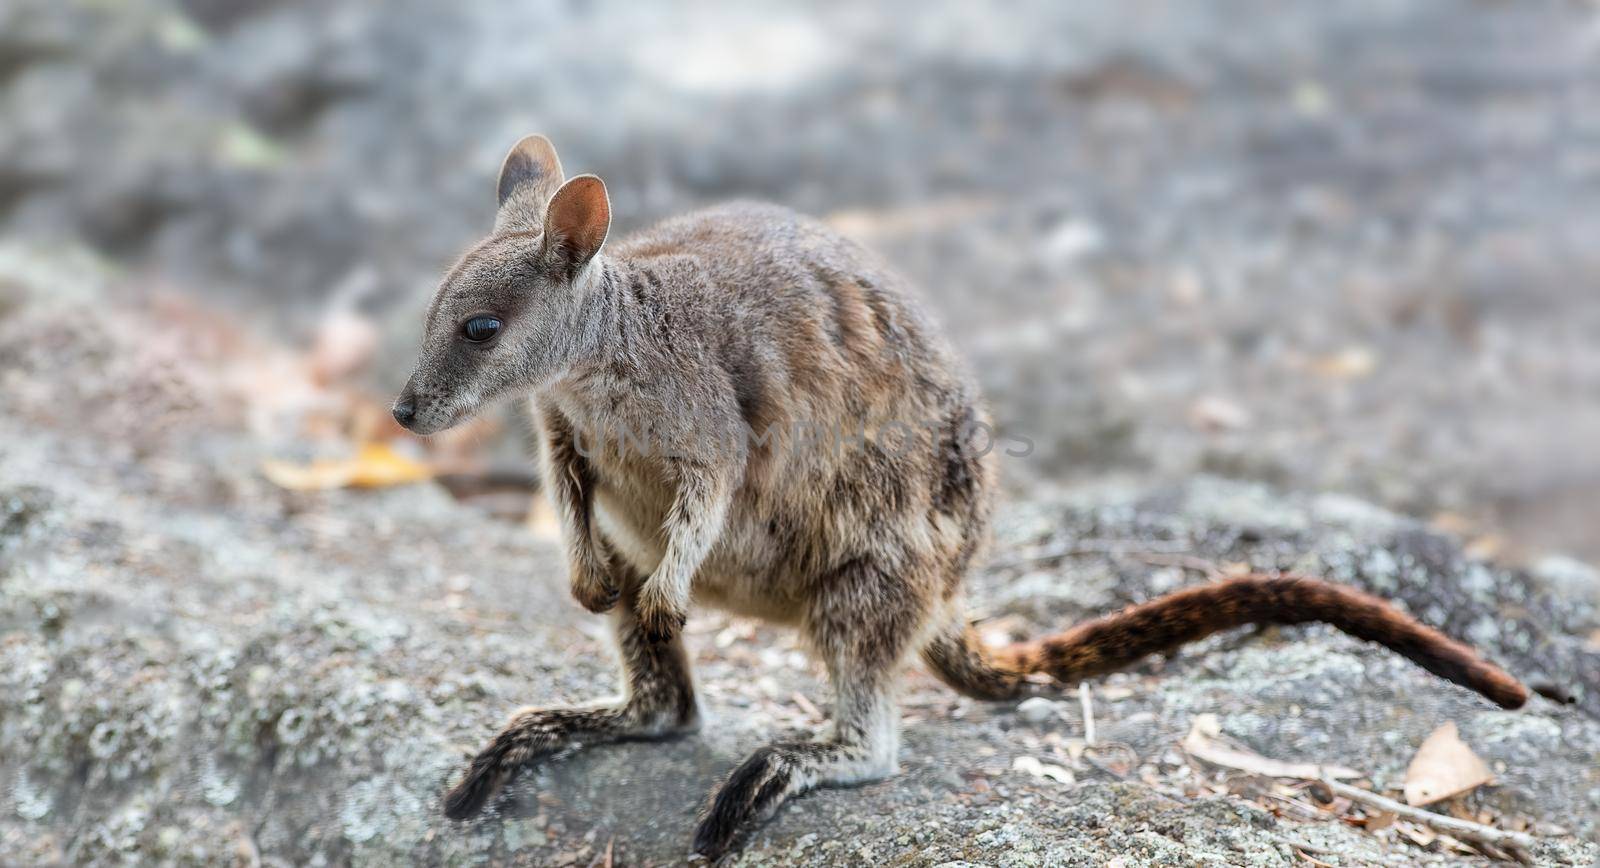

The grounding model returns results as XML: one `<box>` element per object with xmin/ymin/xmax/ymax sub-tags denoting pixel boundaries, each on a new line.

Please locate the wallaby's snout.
<box><xmin>389</xmin><ymin>373</ymin><xmax>453</xmax><ymax>436</ymax></box>
<box><xmin>390</xmin><ymin>375</ymin><xmax>436</xmax><ymax>434</ymax></box>
<box><xmin>391</xmin><ymin>391</ymin><xmax>418</xmax><ymax>430</ymax></box>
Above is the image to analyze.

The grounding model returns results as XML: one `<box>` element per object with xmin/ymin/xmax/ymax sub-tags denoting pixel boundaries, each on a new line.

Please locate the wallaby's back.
<box><xmin>597</xmin><ymin>202</ymin><xmax>997</xmax><ymax>596</ymax></box>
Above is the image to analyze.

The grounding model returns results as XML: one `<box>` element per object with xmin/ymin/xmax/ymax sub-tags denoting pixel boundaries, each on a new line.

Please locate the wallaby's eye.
<box><xmin>462</xmin><ymin>316</ymin><xmax>502</xmax><ymax>343</ymax></box>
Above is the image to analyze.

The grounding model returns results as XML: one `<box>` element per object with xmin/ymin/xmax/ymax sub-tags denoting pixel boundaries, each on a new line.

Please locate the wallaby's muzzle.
<box><xmin>391</xmin><ymin>375</ymin><xmax>452</xmax><ymax>435</ymax></box>
<box><xmin>391</xmin><ymin>393</ymin><xmax>417</xmax><ymax>430</ymax></box>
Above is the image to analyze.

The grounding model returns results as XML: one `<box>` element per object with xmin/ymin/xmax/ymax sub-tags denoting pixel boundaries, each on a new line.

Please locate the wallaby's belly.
<box><xmin>591</xmin><ymin>476</ymin><xmax>819</xmax><ymax>624</ymax></box>
<box><xmin>590</xmin><ymin>487</ymin><xmax>667</xmax><ymax>573</ymax></box>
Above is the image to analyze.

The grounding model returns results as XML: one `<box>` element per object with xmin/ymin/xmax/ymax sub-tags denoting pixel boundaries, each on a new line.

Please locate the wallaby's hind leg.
<box><xmin>443</xmin><ymin>586</ymin><xmax>699</xmax><ymax>819</ymax></box>
<box><xmin>692</xmin><ymin>558</ymin><xmax>921</xmax><ymax>859</ymax></box>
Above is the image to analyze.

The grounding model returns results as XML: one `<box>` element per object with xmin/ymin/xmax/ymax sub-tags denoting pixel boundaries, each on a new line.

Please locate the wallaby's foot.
<box><xmin>694</xmin><ymin>555</ymin><xmax>906</xmax><ymax>857</ymax></box>
<box><xmin>692</xmin><ymin>736</ymin><xmax>896</xmax><ymax>860</ymax></box>
<box><xmin>444</xmin><ymin>701</ymin><xmax>698</xmax><ymax>819</ymax></box>
<box><xmin>445</xmin><ymin>704</ymin><xmax>626</xmax><ymax>819</ymax></box>
<box><xmin>445</xmin><ymin>601</ymin><xmax>698</xmax><ymax>819</ymax></box>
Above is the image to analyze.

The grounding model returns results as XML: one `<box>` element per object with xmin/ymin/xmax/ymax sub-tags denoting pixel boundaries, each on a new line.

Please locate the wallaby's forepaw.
<box><xmin>568</xmin><ymin>549</ymin><xmax>619</xmax><ymax>613</ymax></box>
<box><xmin>636</xmin><ymin>605</ymin><xmax>688</xmax><ymax>646</ymax></box>
<box><xmin>637</xmin><ymin>591</ymin><xmax>688</xmax><ymax>644</ymax></box>
<box><xmin>692</xmin><ymin>746</ymin><xmax>793</xmax><ymax>860</ymax></box>
<box><xmin>570</xmin><ymin>573</ymin><xmax>619</xmax><ymax>614</ymax></box>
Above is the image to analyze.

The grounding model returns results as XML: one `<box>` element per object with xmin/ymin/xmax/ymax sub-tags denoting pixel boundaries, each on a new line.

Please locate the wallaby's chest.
<box><xmin>543</xmin><ymin>417</ymin><xmax>810</xmax><ymax>617</ymax></box>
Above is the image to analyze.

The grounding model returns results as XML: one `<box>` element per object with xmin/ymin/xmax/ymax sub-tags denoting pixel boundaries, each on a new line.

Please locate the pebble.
<box><xmin>1016</xmin><ymin>697</ymin><xmax>1059</xmax><ymax>725</ymax></box>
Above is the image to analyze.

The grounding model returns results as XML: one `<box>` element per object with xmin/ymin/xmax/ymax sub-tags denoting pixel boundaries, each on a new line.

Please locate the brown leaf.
<box><xmin>1398</xmin><ymin>821</ymin><xmax>1437</xmax><ymax>848</ymax></box>
<box><xmin>1463</xmin><ymin>534</ymin><xmax>1505</xmax><ymax>562</ymax></box>
<box><xmin>1365</xmin><ymin>809</ymin><xmax>1398</xmax><ymax>832</ymax></box>
<box><xmin>1310</xmin><ymin>346</ymin><xmax>1379</xmax><ymax>380</ymax></box>
<box><xmin>1403</xmin><ymin>722</ymin><xmax>1493</xmax><ymax>806</ymax></box>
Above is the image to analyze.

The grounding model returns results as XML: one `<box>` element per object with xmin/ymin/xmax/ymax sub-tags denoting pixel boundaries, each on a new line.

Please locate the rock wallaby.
<box><xmin>393</xmin><ymin>135</ymin><xmax>1528</xmax><ymax>859</ymax></box>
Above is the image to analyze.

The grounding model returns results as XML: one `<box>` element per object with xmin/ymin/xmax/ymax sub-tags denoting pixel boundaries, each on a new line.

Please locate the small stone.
<box><xmin>1016</xmin><ymin>697</ymin><xmax>1058</xmax><ymax>725</ymax></box>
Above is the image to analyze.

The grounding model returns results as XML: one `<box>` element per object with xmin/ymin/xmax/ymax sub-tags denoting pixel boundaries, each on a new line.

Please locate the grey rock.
<box><xmin>1016</xmin><ymin>697</ymin><xmax>1061</xmax><ymax>726</ymax></box>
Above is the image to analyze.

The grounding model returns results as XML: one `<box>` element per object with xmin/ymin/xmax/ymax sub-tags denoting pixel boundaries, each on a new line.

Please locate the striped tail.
<box><xmin>922</xmin><ymin>574</ymin><xmax>1528</xmax><ymax>709</ymax></box>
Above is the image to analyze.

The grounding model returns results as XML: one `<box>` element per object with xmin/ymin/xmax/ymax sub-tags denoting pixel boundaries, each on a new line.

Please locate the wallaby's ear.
<box><xmin>494</xmin><ymin>135</ymin><xmax>565</xmax><ymax>232</ymax></box>
<box><xmin>543</xmin><ymin>174</ymin><xmax>610</xmax><ymax>273</ymax></box>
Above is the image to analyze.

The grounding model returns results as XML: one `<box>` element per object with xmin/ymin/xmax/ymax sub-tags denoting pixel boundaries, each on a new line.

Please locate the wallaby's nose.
<box><xmin>392</xmin><ymin>396</ymin><xmax>417</xmax><ymax>429</ymax></box>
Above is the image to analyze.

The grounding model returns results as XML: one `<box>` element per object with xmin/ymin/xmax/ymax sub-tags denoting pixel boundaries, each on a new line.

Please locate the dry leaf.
<box><xmin>1403</xmin><ymin>722</ymin><xmax>1493</xmax><ymax>806</ymax></box>
<box><xmin>1310</xmin><ymin>346</ymin><xmax>1379</xmax><ymax>380</ymax></box>
<box><xmin>1398</xmin><ymin>821</ymin><xmax>1437</xmax><ymax>848</ymax></box>
<box><xmin>1188</xmin><ymin>396</ymin><xmax>1252</xmax><ymax>432</ymax></box>
<box><xmin>1430</xmin><ymin>511</ymin><xmax>1474</xmax><ymax>536</ymax></box>
<box><xmin>1463</xmin><ymin>534</ymin><xmax>1505</xmax><ymax>562</ymax></box>
<box><xmin>1365</xmin><ymin>810</ymin><xmax>1398</xmax><ymax>832</ymax></box>
<box><xmin>1011</xmin><ymin>755</ymin><xmax>1075</xmax><ymax>784</ymax></box>
<box><xmin>262</xmin><ymin>442</ymin><xmax>434</xmax><ymax>491</ymax></box>
<box><xmin>1182</xmin><ymin>714</ymin><xmax>1360</xmax><ymax>781</ymax></box>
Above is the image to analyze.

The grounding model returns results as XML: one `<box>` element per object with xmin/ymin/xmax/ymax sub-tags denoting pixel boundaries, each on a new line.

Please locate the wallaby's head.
<box><xmin>393</xmin><ymin>135</ymin><xmax>610</xmax><ymax>434</ymax></box>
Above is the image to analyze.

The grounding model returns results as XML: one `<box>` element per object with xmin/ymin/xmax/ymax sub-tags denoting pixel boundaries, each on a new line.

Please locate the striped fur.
<box><xmin>922</xmin><ymin>574</ymin><xmax>1528</xmax><ymax>709</ymax></box>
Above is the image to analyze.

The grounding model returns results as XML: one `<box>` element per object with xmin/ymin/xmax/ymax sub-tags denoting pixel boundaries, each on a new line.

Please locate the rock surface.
<box><xmin>1</xmin><ymin>259</ymin><xmax>1596</xmax><ymax>866</ymax></box>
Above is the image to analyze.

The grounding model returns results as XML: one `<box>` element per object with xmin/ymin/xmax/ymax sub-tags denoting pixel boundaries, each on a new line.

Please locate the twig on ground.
<box><xmin>1320</xmin><ymin>776</ymin><xmax>1538</xmax><ymax>864</ymax></box>
<box><xmin>1130</xmin><ymin>552</ymin><xmax>1225</xmax><ymax>579</ymax></box>
<box><xmin>1182</xmin><ymin>715</ymin><xmax>1360</xmax><ymax>780</ymax></box>
<box><xmin>1263</xmin><ymin>831</ymin><xmax>1335</xmax><ymax>856</ymax></box>
<box><xmin>1292</xmin><ymin>848</ymin><xmax>1336</xmax><ymax>867</ymax></box>
<box><xmin>1081</xmin><ymin>750</ymin><xmax>1132</xmax><ymax>784</ymax></box>
<box><xmin>791</xmin><ymin>691</ymin><xmax>822</xmax><ymax>720</ymax></box>
<box><xmin>1479</xmin><ymin>842</ymin><xmax>1517</xmax><ymax>862</ymax></box>
<box><xmin>1260</xmin><ymin>791</ymin><xmax>1332</xmax><ymax>821</ymax></box>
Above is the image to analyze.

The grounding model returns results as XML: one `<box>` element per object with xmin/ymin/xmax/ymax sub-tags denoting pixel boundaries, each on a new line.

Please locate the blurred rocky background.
<box><xmin>1</xmin><ymin>0</ymin><xmax>1597</xmax><ymax>864</ymax></box>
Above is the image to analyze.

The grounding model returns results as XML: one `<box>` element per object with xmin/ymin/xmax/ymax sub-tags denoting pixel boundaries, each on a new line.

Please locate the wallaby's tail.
<box><xmin>921</xmin><ymin>574</ymin><xmax>1528</xmax><ymax>709</ymax></box>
